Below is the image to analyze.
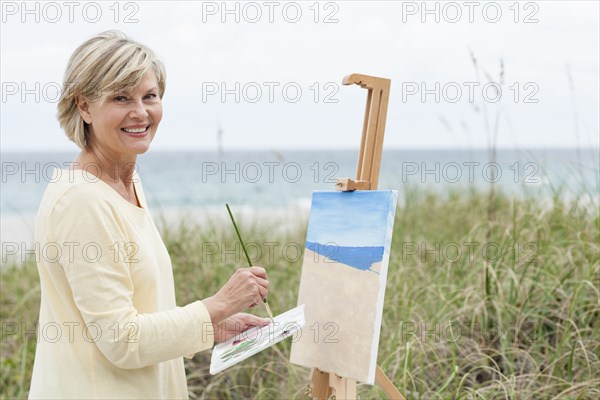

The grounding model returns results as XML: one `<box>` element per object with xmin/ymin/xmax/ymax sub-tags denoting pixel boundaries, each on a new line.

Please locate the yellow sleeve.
<box><xmin>48</xmin><ymin>184</ymin><xmax>214</xmax><ymax>369</ymax></box>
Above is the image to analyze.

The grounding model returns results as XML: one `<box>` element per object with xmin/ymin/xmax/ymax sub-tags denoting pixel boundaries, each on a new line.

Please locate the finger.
<box><xmin>243</xmin><ymin>315</ymin><xmax>270</xmax><ymax>327</ymax></box>
<box><xmin>257</xmin><ymin>285</ymin><xmax>268</xmax><ymax>300</ymax></box>
<box><xmin>234</xmin><ymin>268</ymin><xmax>255</xmax><ymax>283</ymax></box>
<box><xmin>237</xmin><ymin>313</ymin><xmax>259</xmax><ymax>323</ymax></box>
<box><xmin>253</xmin><ymin>276</ymin><xmax>269</xmax><ymax>290</ymax></box>
<box><xmin>249</xmin><ymin>266</ymin><xmax>267</xmax><ymax>279</ymax></box>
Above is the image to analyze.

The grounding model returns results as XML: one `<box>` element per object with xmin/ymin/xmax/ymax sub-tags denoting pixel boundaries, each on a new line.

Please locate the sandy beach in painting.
<box><xmin>290</xmin><ymin>248</ymin><xmax>382</xmax><ymax>383</ymax></box>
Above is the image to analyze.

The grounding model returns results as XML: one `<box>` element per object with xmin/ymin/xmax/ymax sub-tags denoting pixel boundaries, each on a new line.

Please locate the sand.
<box><xmin>290</xmin><ymin>248</ymin><xmax>384</xmax><ymax>384</ymax></box>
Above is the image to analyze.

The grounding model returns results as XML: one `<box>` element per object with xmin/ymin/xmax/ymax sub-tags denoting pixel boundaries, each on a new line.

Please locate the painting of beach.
<box><xmin>290</xmin><ymin>190</ymin><xmax>398</xmax><ymax>384</ymax></box>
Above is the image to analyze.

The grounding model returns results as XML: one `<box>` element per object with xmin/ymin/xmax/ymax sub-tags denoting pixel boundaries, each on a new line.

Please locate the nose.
<box><xmin>128</xmin><ymin>98</ymin><xmax>149</xmax><ymax>120</ymax></box>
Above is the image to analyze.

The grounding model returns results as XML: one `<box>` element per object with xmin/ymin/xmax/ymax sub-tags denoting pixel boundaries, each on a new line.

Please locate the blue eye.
<box><xmin>144</xmin><ymin>93</ymin><xmax>158</xmax><ymax>100</ymax></box>
<box><xmin>114</xmin><ymin>96</ymin><xmax>127</xmax><ymax>102</ymax></box>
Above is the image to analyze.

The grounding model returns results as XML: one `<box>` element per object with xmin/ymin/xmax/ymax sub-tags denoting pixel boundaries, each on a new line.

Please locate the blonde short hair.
<box><xmin>57</xmin><ymin>30</ymin><xmax>166</xmax><ymax>149</ymax></box>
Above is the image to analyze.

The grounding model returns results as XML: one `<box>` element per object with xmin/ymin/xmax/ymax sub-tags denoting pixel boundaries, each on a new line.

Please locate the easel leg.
<box><xmin>309</xmin><ymin>366</ymin><xmax>405</xmax><ymax>400</ymax></box>
<box><xmin>329</xmin><ymin>374</ymin><xmax>356</xmax><ymax>399</ymax></box>
<box><xmin>310</xmin><ymin>368</ymin><xmax>332</xmax><ymax>399</ymax></box>
<box><xmin>309</xmin><ymin>368</ymin><xmax>357</xmax><ymax>400</ymax></box>
<box><xmin>375</xmin><ymin>366</ymin><xmax>405</xmax><ymax>400</ymax></box>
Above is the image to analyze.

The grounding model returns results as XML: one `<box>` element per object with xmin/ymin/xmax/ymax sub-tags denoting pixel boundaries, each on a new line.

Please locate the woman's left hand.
<box><xmin>212</xmin><ymin>313</ymin><xmax>270</xmax><ymax>343</ymax></box>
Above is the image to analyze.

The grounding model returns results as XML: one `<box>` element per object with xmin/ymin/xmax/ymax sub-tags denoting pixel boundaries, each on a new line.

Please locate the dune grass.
<box><xmin>1</xmin><ymin>186</ymin><xmax>598</xmax><ymax>399</ymax></box>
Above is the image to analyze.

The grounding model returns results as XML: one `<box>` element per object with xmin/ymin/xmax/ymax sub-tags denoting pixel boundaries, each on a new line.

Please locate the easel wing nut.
<box><xmin>335</xmin><ymin>178</ymin><xmax>371</xmax><ymax>191</ymax></box>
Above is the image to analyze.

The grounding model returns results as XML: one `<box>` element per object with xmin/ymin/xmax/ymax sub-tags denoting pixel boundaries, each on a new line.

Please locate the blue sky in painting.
<box><xmin>305</xmin><ymin>191</ymin><xmax>395</xmax><ymax>247</ymax></box>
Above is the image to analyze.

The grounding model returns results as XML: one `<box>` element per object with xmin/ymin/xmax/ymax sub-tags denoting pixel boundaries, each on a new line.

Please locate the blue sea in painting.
<box><xmin>306</xmin><ymin>241</ymin><xmax>384</xmax><ymax>272</ymax></box>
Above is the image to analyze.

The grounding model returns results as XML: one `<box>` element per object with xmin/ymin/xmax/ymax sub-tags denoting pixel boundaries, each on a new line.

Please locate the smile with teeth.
<box><xmin>122</xmin><ymin>126</ymin><xmax>149</xmax><ymax>134</ymax></box>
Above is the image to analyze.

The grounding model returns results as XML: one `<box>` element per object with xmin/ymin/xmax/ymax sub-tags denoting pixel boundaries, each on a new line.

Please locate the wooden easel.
<box><xmin>307</xmin><ymin>73</ymin><xmax>405</xmax><ymax>400</ymax></box>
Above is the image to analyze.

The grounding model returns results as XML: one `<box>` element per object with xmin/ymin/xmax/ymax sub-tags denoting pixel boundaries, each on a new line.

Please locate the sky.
<box><xmin>306</xmin><ymin>190</ymin><xmax>395</xmax><ymax>247</ymax></box>
<box><xmin>1</xmin><ymin>0</ymin><xmax>599</xmax><ymax>151</ymax></box>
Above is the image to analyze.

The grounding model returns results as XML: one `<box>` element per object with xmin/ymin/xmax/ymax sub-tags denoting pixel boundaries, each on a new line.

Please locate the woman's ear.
<box><xmin>75</xmin><ymin>95</ymin><xmax>92</xmax><ymax>124</ymax></box>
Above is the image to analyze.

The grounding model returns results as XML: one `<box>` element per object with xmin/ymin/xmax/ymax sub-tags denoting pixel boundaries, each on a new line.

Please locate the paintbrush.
<box><xmin>226</xmin><ymin>204</ymin><xmax>275</xmax><ymax>324</ymax></box>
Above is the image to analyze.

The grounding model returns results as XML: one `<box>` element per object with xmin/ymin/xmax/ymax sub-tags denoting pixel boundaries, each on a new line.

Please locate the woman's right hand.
<box><xmin>202</xmin><ymin>266</ymin><xmax>269</xmax><ymax>324</ymax></box>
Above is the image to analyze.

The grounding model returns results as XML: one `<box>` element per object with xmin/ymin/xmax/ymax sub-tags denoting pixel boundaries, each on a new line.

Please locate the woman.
<box><xmin>29</xmin><ymin>30</ymin><xmax>270</xmax><ymax>399</ymax></box>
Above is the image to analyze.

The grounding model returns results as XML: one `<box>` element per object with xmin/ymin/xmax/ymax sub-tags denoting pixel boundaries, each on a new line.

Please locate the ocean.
<box><xmin>306</xmin><ymin>241</ymin><xmax>384</xmax><ymax>272</ymax></box>
<box><xmin>1</xmin><ymin>148</ymin><xmax>598</xmax><ymax>260</ymax></box>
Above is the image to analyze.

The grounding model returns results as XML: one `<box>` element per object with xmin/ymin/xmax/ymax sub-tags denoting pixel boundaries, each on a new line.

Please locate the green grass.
<box><xmin>2</xmin><ymin>187</ymin><xmax>598</xmax><ymax>399</ymax></box>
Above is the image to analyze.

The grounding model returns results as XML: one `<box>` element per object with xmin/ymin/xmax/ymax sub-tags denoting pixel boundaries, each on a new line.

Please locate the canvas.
<box><xmin>289</xmin><ymin>190</ymin><xmax>398</xmax><ymax>384</ymax></box>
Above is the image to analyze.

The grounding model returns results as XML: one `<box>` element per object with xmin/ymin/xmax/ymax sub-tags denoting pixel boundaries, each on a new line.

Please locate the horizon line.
<box><xmin>1</xmin><ymin>146</ymin><xmax>598</xmax><ymax>154</ymax></box>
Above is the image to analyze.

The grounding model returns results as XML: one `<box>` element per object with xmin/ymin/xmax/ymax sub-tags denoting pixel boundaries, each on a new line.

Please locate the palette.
<box><xmin>210</xmin><ymin>304</ymin><xmax>305</xmax><ymax>374</ymax></box>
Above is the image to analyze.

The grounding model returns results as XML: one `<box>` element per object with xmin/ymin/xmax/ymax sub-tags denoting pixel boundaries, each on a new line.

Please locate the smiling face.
<box><xmin>76</xmin><ymin>70</ymin><xmax>163</xmax><ymax>160</ymax></box>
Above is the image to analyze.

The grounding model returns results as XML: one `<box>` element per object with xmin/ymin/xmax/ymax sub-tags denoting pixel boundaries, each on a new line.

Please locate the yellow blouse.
<box><xmin>29</xmin><ymin>168</ymin><xmax>214</xmax><ymax>399</ymax></box>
